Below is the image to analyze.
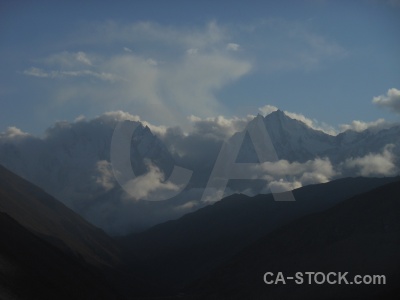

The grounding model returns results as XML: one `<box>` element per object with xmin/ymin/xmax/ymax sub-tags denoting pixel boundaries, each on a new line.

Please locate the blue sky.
<box><xmin>1</xmin><ymin>0</ymin><xmax>400</xmax><ymax>135</ymax></box>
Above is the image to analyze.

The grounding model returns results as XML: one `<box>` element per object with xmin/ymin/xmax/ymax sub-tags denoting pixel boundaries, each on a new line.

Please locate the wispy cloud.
<box><xmin>21</xmin><ymin>21</ymin><xmax>251</xmax><ymax>129</ymax></box>
<box><xmin>23</xmin><ymin>67</ymin><xmax>121</xmax><ymax>82</ymax></box>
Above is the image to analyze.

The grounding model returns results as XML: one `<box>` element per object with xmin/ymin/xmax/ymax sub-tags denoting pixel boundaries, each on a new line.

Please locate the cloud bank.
<box><xmin>1</xmin><ymin>110</ymin><xmax>399</xmax><ymax>234</ymax></box>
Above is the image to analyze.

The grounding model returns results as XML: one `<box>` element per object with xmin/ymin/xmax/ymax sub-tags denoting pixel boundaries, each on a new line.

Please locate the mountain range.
<box><xmin>1</xmin><ymin>111</ymin><xmax>399</xmax><ymax>234</ymax></box>
<box><xmin>1</xmin><ymin>164</ymin><xmax>399</xmax><ymax>299</ymax></box>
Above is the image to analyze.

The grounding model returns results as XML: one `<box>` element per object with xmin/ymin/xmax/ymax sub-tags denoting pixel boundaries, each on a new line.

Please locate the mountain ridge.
<box><xmin>1</xmin><ymin>110</ymin><xmax>399</xmax><ymax>234</ymax></box>
<box><xmin>189</xmin><ymin>179</ymin><xmax>400</xmax><ymax>299</ymax></box>
<box><xmin>119</xmin><ymin>175</ymin><xmax>400</xmax><ymax>290</ymax></box>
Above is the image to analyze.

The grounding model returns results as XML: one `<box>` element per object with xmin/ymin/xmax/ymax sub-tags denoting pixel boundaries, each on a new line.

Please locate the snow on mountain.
<box><xmin>0</xmin><ymin>110</ymin><xmax>399</xmax><ymax>234</ymax></box>
<box><xmin>0</xmin><ymin>114</ymin><xmax>174</xmax><ymax>211</ymax></box>
<box><xmin>236</xmin><ymin>110</ymin><xmax>399</xmax><ymax>166</ymax></box>
<box><xmin>236</xmin><ymin>110</ymin><xmax>337</xmax><ymax>163</ymax></box>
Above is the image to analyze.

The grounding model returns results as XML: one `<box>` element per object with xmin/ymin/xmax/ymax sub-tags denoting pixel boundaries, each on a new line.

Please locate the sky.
<box><xmin>1</xmin><ymin>0</ymin><xmax>400</xmax><ymax>136</ymax></box>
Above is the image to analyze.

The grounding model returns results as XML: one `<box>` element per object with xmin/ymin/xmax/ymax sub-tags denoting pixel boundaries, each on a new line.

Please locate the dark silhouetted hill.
<box><xmin>120</xmin><ymin>176</ymin><xmax>399</xmax><ymax>291</ymax></box>
<box><xmin>0</xmin><ymin>164</ymin><xmax>163</xmax><ymax>299</ymax></box>
<box><xmin>0</xmin><ymin>211</ymin><xmax>122</xmax><ymax>300</ymax></box>
<box><xmin>189</xmin><ymin>179</ymin><xmax>400</xmax><ymax>299</ymax></box>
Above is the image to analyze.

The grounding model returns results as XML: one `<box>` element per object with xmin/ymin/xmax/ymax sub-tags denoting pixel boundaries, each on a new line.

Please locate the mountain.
<box><xmin>119</xmin><ymin>176</ymin><xmax>399</xmax><ymax>291</ymax></box>
<box><xmin>0</xmin><ymin>164</ymin><xmax>168</xmax><ymax>299</ymax></box>
<box><xmin>0</xmin><ymin>115</ymin><xmax>176</xmax><ymax>233</ymax></box>
<box><xmin>0</xmin><ymin>116</ymin><xmax>174</xmax><ymax>206</ymax></box>
<box><xmin>237</xmin><ymin>110</ymin><xmax>400</xmax><ymax>163</ymax></box>
<box><xmin>189</xmin><ymin>179</ymin><xmax>400</xmax><ymax>300</ymax></box>
<box><xmin>0</xmin><ymin>164</ymin><xmax>119</xmax><ymax>268</ymax></box>
<box><xmin>0</xmin><ymin>211</ymin><xmax>122</xmax><ymax>300</ymax></box>
<box><xmin>1</xmin><ymin>110</ymin><xmax>399</xmax><ymax>234</ymax></box>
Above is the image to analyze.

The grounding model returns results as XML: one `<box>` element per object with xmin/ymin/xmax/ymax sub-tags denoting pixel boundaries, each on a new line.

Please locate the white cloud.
<box><xmin>42</xmin><ymin>51</ymin><xmax>94</xmax><ymax>68</ymax></box>
<box><xmin>262</xmin><ymin>157</ymin><xmax>337</xmax><ymax>193</ymax></box>
<box><xmin>85</xmin><ymin>20</ymin><xmax>228</xmax><ymax>51</ymax></box>
<box><xmin>254</xmin><ymin>157</ymin><xmax>336</xmax><ymax>182</ymax></box>
<box><xmin>23</xmin><ymin>21</ymin><xmax>251</xmax><ymax>130</ymax></box>
<box><xmin>98</xmin><ymin>110</ymin><xmax>167</xmax><ymax>136</ymax></box>
<box><xmin>74</xmin><ymin>115</ymin><xmax>86</xmax><ymax>122</ymax></box>
<box><xmin>0</xmin><ymin>126</ymin><xmax>30</xmax><ymax>139</ymax></box>
<box><xmin>76</xmin><ymin>51</ymin><xmax>92</xmax><ymax>65</ymax></box>
<box><xmin>343</xmin><ymin>144</ymin><xmax>398</xmax><ymax>176</ymax></box>
<box><xmin>174</xmin><ymin>200</ymin><xmax>199</xmax><ymax>211</ymax></box>
<box><xmin>187</xmin><ymin>48</ymin><xmax>198</xmax><ymax>55</ymax></box>
<box><xmin>267</xmin><ymin>179</ymin><xmax>302</xmax><ymax>193</ymax></box>
<box><xmin>1</xmin><ymin>110</ymin><xmax>398</xmax><ymax>234</ymax></box>
<box><xmin>93</xmin><ymin>160</ymin><xmax>115</xmax><ymax>191</ymax></box>
<box><xmin>146</xmin><ymin>58</ymin><xmax>158</xmax><ymax>66</ymax></box>
<box><xmin>258</xmin><ymin>105</ymin><xmax>278</xmax><ymax>116</ymax></box>
<box><xmin>23</xmin><ymin>67</ymin><xmax>49</xmax><ymax>78</ymax></box>
<box><xmin>372</xmin><ymin>88</ymin><xmax>400</xmax><ymax>114</ymax></box>
<box><xmin>226</xmin><ymin>43</ymin><xmax>240</xmax><ymax>51</ymax></box>
<box><xmin>23</xmin><ymin>67</ymin><xmax>121</xmax><ymax>82</ymax></box>
<box><xmin>123</xmin><ymin>162</ymin><xmax>180</xmax><ymax>201</ymax></box>
<box><xmin>339</xmin><ymin>118</ymin><xmax>391</xmax><ymax>132</ymax></box>
<box><xmin>188</xmin><ymin>114</ymin><xmax>255</xmax><ymax>140</ymax></box>
<box><xmin>283</xmin><ymin>111</ymin><xmax>336</xmax><ymax>135</ymax></box>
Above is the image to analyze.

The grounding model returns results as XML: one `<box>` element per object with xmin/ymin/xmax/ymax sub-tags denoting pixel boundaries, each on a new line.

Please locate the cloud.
<box><xmin>76</xmin><ymin>51</ymin><xmax>92</xmax><ymax>66</ymax></box>
<box><xmin>283</xmin><ymin>111</ymin><xmax>337</xmax><ymax>135</ymax></box>
<box><xmin>187</xmin><ymin>48</ymin><xmax>198</xmax><ymax>55</ymax></box>
<box><xmin>254</xmin><ymin>157</ymin><xmax>337</xmax><ymax>183</ymax></box>
<box><xmin>226</xmin><ymin>43</ymin><xmax>240</xmax><ymax>51</ymax></box>
<box><xmin>343</xmin><ymin>144</ymin><xmax>398</xmax><ymax>176</ymax></box>
<box><xmin>42</xmin><ymin>51</ymin><xmax>94</xmax><ymax>68</ymax></box>
<box><xmin>23</xmin><ymin>67</ymin><xmax>120</xmax><ymax>82</ymax></box>
<box><xmin>187</xmin><ymin>114</ymin><xmax>255</xmax><ymax>140</ymax></box>
<box><xmin>339</xmin><ymin>118</ymin><xmax>394</xmax><ymax>132</ymax></box>
<box><xmin>372</xmin><ymin>88</ymin><xmax>400</xmax><ymax>114</ymax></box>
<box><xmin>93</xmin><ymin>160</ymin><xmax>115</xmax><ymax>191</ymax></box>
<box><xmin>0</xmin><ymin>126</ymin><xmax>30</xmax><ymax>139</ymax></box>
<box><xmin>99</xmin><ymin>110</ymin><xmax>168</xmax><ymax>136</ymax></box>
<box><xmin>267</xmin><ymin>179</ymin><xmax>302</xmax><ymax>193</ymax></box>
<box><xmin>174</xmin><ymin>200</ymin><xmax>199</xmax><ymax>211</ymax></box>
<box><xmin>122</xmin><ymin>161</ymin><xmax>180</xmax><ymax>201</ymax></box>
<box><xmin>86</xmin><ymin>20</ymin><xmax>228</xmax><ymax>51</ymax></box>
<box><xmin>217</xmin><ymin>157</ymin><xmax>338</xmax><ymax>194</ymax></box>
<box><xmin>258</xmin><ymin>105</ymin><xmax>278</xmax><ymax>116</ymax></box>
<box><xmin>22</xmin><ymin>21</ymin><xmax>251</xmax><ymax>130</ymax></box>
<box><xmin>1</xmin><ymin>110</ymin><xmax>399</xmax><ymax>234</ymax></box>
<box><xmin>23</xmin><ymin>67</ymin><xmax>49</xmax><ymax>78</ymax></box>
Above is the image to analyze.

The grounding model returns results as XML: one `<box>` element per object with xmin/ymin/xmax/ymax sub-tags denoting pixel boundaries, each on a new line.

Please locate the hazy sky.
<box><xmin>1</xmin><ymin>0</ymin><xmax>399</xmax><ymax>135</ymax></box>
